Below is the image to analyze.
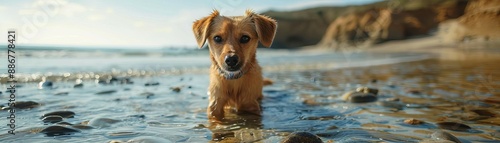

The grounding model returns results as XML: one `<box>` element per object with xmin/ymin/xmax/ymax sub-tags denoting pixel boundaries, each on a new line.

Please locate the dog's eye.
<box><xmin>240</xmin><ymin>35</ymin><xmax>250</xmax><ymax>43</ymax></box>
<box><xmin>213</xmin><ymin>36</ymin><xmax>223</xmax><ymax>43</ymax></box>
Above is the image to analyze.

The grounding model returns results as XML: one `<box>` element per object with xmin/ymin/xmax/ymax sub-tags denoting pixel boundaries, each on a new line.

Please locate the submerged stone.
<box><xmin>42</xmin><ymin>115</ymin><xmax>63</xmax><ymax>123</ymax></box>
<box><xmin>282</xmin><ymin>132</ymin><xmax>323</xmax><ymax>143</ymax></box>
<box><xmin>40</xmin><ymin>125</ymin><xmax>80</xmax><ymax>136</ymax></box>
<box><xmin>437</xmin><ymin>122</ymin><xmax>471</xmax><ymax>132</ymax></box>
<box><xmin>145</xmin><ymin>82</ymin><xmax>160</xmax><ymax>86</ymax></box>
<box><xmin>342</xmin><ymin>91</ymin><xmax>377</xmax><ymax>103</ymax></box>
<box><xmin>42</xmin><ymin>111</ymin><xmax>76</xmax><ymax>118</ymax></box>
<box><xmin>96</xmin><ymin>90</ymin><xmax>117</xmax><ymax>95</ymax></box>
<box><xmin>13</xmin><ymin>101</ymin><xmax>41</xmax><ymax>109</ymax></box>
<box><xmin>431</xmin><ymin>131</ymin><xmax>462</xmax><ymax>143</ymax></box>
<box><xmin>356</xmin><ymin>87</ymin><xmax>379</xmax><ymax>95</ymax></box>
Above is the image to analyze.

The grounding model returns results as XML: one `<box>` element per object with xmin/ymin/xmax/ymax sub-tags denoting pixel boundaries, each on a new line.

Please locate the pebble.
<box><xmin>128</xmin><ymin>114</ymin><xmax>146</xmax><ymax>119</ymax></box>
<box><xmin>42</xmin><ymin>111</ymin><xmax>76</xmax><ymax>118</ymax></box>
<box><xmin>74</xmin><ymin>83</ymin><xmax>84</xmax><ymax>88</ymax></box>
<box><xmin>13</xmin><ymin>101</ymin><xmax>41</xmax><ymax>109</ymax></box>
<box><xmin>38</xmin><ymin>80</ymin><xmax>53</xmax><ymax>89</ymax></box>
<box><xmin>42</xmin><ymin>115</ymin><xmax>63</xmax><ymax>123</ymax></box>
<box><xmin>54</xmin><ymin>92</ymin><xmax>69</xmax><ymax>96</ymax></box>
<box><xmin>356</xmin><ymin>87</ymin><xmax>379</xmax><ymax>95</ymax></box>
<box><xmin>282</xmin><ymin>132</ymin><xmax>323</xmax><ymax>143</ymax></box>
<box><xmin>404</xmin><ymin>118</ymin><xmax>424</xmax><ymax>125</ymax></box>
<box><xmin>342</xmin><ymin>91</ymin><xmax>377</xmax><ymax>103</ymax></box>
<box><xmin>431</xmin><ymin>131</ymin><xmax>462</xmax><ymax>143</ymax></box>
<box><xmin>406</xmin><ymin>89</ymin><xmax>422</xmax><ymax>95</ymax></box>
<box><xmin>97</xmin><ymin>79</ymin><xmax>110</xmax><ymax>85</ymax></box>
<box><xmin>96</xmin><ymin>90</ymin><xmax>117</xmax><ymax>95</ymax></box>
<box><xmin>140</xmin><ymin>92</ymin><xmax>155</xmax><ymax>98</ymax></box>
<box><xmin>193</xmin><ymin>124</ymin><xmax>207</xmax><ymax>129</ymax></box>
<box><xmin>144</xmin><ymin>82</ymin><xmax>160</xmax><ymax>86</ymax></box>
<box><xmin>88</xmin><ymin>117</ymin><xmax>121</xmax><ymax>128</ymax></box>
<box><xmin>171</xmin><ymin>87</ymin><xmax>181</xmax><ymax>92</ymax></box>
<box><xmin>55</xmin><ymin>122</ymin><xmax>73</xmax><ymax>125</ymax></box>
<box><xmin>40</xmin><ymin>125</ymin><xmax>80</xmax><ymax>136</ymax></box>
<box><xmin>470</xmin><ymin>109</ymin><xmax>495</xmax><ymax>117</ymax></box>
<box><xmin>119</xmin><ymin>77</ymin><xmax>134</xmax><ymax>84</ymax></box>
<box><xmin>437</xmin><ymin>122</ymin><xmax>471</xmax><ymax>132</ymax></box>
<box><xmin>71</xmin><ymin>124</ymin><xmax>94</xmax><ymax>129</ymax></box>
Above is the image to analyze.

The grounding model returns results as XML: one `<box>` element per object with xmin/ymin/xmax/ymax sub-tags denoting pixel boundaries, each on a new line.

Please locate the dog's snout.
<box><xmin>224</xmin><ymin>55</ymin><xmax>239</xmax><ymax>67</ymax></box>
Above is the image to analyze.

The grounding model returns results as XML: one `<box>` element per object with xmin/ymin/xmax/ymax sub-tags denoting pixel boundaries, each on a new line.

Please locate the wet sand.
<box><xmin>0</xmin><ymin>46</ymin><xmax>499</xmax><ymax>142</ymax></box>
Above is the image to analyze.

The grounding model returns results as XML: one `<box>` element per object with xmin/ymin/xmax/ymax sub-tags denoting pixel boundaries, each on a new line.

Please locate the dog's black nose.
<box><xmin>224</xmin><ymin>55</ymin><xmax>239</xmax><ymax>67</ymax></box>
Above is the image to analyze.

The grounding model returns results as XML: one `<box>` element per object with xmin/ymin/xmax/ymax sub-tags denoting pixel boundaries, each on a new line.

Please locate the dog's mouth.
<box><xmin>216</xmin><ymin>65</ymin><xmax>246</xmax><ymax>80</ymax></box>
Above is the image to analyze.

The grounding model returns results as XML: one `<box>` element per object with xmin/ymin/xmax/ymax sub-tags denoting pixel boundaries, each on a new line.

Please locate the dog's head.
<box><xmin>192</xmin><ymin>10</ymin><xmax>277</xmax><ymax>80</ymax></box>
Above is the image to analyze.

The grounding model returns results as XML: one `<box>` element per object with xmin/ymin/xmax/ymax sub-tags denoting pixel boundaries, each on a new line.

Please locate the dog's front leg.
<box><xmin>238</xmin><ymin>99</ymin><xmax>261</xmax><ymax>116</ymax></box>
<box><xmin>207</xmin><ymin>89</ymin><xmax>228</xmax><ymax>121</ymax></box>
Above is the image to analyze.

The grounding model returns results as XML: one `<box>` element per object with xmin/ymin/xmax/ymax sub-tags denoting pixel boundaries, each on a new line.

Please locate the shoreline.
<box><xmin>300</xmin><ymin>35</ymin><xmax>500</xmax><ymax>61</ymax></box>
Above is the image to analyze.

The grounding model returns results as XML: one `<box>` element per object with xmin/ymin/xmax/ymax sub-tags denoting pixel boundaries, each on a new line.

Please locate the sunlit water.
<box><xmin>0</xmin><ymin>48</ymin><xmax>499</xmax><ymax>142</ymax></box>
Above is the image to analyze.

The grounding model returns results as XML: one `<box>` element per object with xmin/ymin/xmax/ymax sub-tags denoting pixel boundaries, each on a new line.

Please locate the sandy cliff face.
<box><xmin>263</xmin><ymin>0</ymin><xmax>470</xmax><ymax>49</ymax></box>
<box><xmin>439</xmin><ymin>0</ymin><xmax>500</xmax><ymax>42</ymax></box>
<box><xmin>317</xmin><ymin>1</ymin><xmax>467</xmax><ymax>49</ymax></box>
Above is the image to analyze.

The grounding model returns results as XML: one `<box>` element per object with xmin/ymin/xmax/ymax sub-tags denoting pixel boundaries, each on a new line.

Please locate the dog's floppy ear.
<box><xmin>193</xmin><ymin>10</ymin><xmax>219</xmax><ymax>48</ymax></box>
<box><xmin>247</xmin><ymin>10</ymin><xmax>277</xmax><ymax>48</ymax></box>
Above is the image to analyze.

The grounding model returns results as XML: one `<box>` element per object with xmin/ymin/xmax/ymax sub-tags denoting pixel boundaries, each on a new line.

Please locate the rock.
<box><xmin>326</xmin><ymin>126</ymin><xmax>338</xmax><ymax>130</ymax></box>
<box><xmin>38</xmin><ymin>81</ymin><xmax>53</xmax><ymax>89</ymax></box>
<box><xmin>96</xmin><ymin>90</ymin><xmax>117</xmax><ymax>95</ymax></box>
<box><xmin>13</xmin><ymin>101</ymin><xmax>40</xmax><ymax>109</ymax></box>
<box><xmin>42</xmin><ymin>115</ymin><xmax>63</xmax><ymax>123</ymax></box>
<box><xmin>55</xmin><ymin>122</ymin><xmax>72</xmax><ymax>125</ymax></box>
<box><xmin>127</xmin><ymin>136</ymin><xmax>173</xmax><ymax>143</ymax></box>
<box><xmin>140</xmin><ymin>92</ymin><xmax>154</xmax><ymax>98</ymax></box>
<box><xmin>71</xmin><ymin>124</ymin><xmax>94</xmax><ymax>129</ymax></box>
<box><xmin>342</xmin><ymin>91</ymin><xmax>377</xmax><ymax>103</ymax></box>
<box><xmin>105</xmin><ymin>76</ymin><xmax>134</xmax><ymax>84</ymax></box>
<box><xmin>356</xmin><ymin>87</ymin><xmax>379</xmax><ymax>95</ymax></box>
<box><xmin>470</xmin><ymin>109</ymin><xmax>495</xmax><ymax>117</ymax></box>
<box><xmin>88</xmin><ymin>117</ymin><xmax>120</xmax><ymax>128</ymax></box>
<box><xmin>193</xmin><ymin>124</ymin><xmax>207</xmax><ymax>129</ymax></box>
<box><xmin>128</xmin><ymin>114</ymin><xmax>146</xmax><ymax>119</ymax></box>
<box><xmin>406</xmin><ymin>89</ymin><xmax>422</xmax><ymax>95</ymax></box>
<box><xmin>54</xmin><ymin>92</ymin><xmax>69</xmax><ymax>96</ymax></box>
<box><xmin>74</xmin><ymin>83</ymin><xmax>84</xmax><ymax>88</ymax></box>
<box><xmin>42</xmin><ymin>111</ymin><xmax>75</xmax><ymax>118</ymax></box>
<box><xmin>40</xmin><ymin>125</ymin><xmax>80</xmax><ymax>136</ymax></box>
<box><xmin>282</xmin><ymin>132</ymin><xmax>323</xmax><ymax>143</ymax></box>
<box><xmin>171</xmin><ymin>87</ymin><xmax>181</xmax><ymax>92</ymax></box>
<box><xmin>431</xmin><ymin>131</ymin><xmax>462</xmax><ymax>143</ymax></box>
<box><xmin>97</xmin><ymin>79</ymin><xmax>109</xmax><ymax>85</ymax></box>
<box><xmin>119</xmin><ymin>77</ymin><xmax>133</xmax><ymax>84</ymax></box>
<box><xmin>404</xmin><ymin>118</ymin><xmax>424</xmax><ymax>125</ymax></box>
<box><xmin>437</xmin><ymin>122</ymin><xmax>471</xmax><ymax>132</ymax></box>
<box><xmin>144</xmin><ymin>82</ymin><xmax>160</xmax><ymax>86</ymax></box>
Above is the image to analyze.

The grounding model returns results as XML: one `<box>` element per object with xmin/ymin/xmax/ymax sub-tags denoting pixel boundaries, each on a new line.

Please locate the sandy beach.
<box><xmin>0</xmin><ymin>37</ymin><xmax>499</xmax><ymax>142</ymax></box>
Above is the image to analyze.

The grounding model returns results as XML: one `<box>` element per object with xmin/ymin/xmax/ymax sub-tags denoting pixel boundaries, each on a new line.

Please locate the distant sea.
<box><xmin>0</xmin><ymin>45</ymin><xmax>432</xmax><ymax>83</ymax></box>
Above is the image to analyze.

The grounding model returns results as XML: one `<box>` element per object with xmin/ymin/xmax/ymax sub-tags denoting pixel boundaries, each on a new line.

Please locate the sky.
<box><xmin>0</xmin><ymin>0</ymin><xmax>380</xmax><ymax>49</ymax></box>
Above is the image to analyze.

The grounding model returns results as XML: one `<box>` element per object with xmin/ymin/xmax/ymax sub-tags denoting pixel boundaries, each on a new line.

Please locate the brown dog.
<box><xmin>192</xmin><ymin>10</ymin><xmax>277</xmax><ymax>121</ymax></box>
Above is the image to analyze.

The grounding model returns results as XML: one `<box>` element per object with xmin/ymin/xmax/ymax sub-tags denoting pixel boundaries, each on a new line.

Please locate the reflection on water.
<box><xmin>0</xmin><ymin>49</ymin><xmax>499</xmax><ymax>142</ymax></box>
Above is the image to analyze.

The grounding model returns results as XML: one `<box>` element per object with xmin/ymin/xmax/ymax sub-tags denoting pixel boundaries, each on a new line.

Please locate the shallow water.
<box><xmin>0</xmin><ymin>48</ymin><xmax>499</xmax><ymax>142</ymax></box>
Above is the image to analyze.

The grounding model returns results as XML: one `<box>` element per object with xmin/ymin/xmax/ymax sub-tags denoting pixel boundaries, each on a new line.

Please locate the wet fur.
<box><xmin>192</xmin><ymin>10</ymin><xmax>277</xmax><ymax>121</ymax></box>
